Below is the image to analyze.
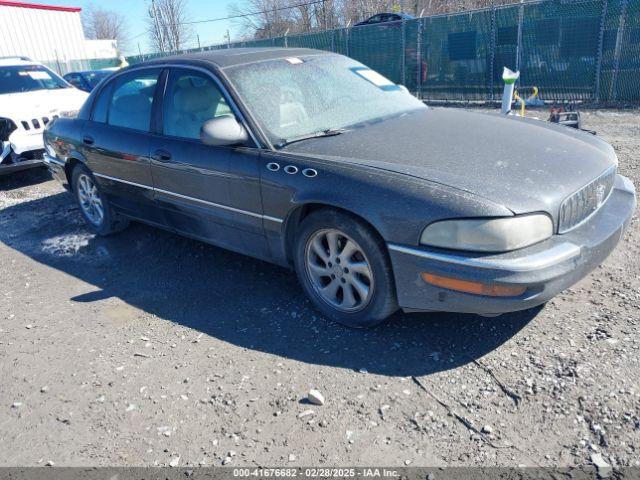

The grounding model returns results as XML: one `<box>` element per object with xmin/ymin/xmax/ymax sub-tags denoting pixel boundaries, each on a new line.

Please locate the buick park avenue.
<box><xmin>43</xmin><ymin>48</ymin><xmax>636</xmax><ymax>328</ymax></box>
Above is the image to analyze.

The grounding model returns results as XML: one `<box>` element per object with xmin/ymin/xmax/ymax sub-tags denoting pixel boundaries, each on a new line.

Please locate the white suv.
<box><xmin>0</xmin><ymin>57</ymin><xmax>89</xmax><ymax>175</ymax></box>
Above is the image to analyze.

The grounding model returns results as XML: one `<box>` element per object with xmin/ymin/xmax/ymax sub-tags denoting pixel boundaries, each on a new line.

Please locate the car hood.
<box><xmin>0</xmin><ymin>88</ymin><xmax>88</xmax><ymax>121</ymax></box>
<box><xmin>282</xmin><ymin>108</ymin><xmax>618</xmax><ymax>218</ymax></box>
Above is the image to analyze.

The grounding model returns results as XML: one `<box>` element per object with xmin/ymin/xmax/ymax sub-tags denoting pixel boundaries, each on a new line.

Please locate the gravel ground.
<box><xmin>0</xmin><ymin>109</ymin><xmax>638</xmax><ymax>468</ymax></box>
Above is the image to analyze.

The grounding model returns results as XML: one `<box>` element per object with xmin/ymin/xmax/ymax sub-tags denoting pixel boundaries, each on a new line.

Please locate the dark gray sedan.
<box><xmin>43</xmin><ymin>48</ymin><xmax>636</xmax><ymax>328</ymax></box>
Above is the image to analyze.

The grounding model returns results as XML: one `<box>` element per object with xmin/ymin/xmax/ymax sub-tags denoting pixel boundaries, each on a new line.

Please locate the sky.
<box><xmin>35</xmin><ymin>0</ymin><xmax>241</xmax><ymax>55</ymax></box>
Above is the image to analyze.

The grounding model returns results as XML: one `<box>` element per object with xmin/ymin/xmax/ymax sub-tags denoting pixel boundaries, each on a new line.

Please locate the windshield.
<box><xmin>0</xmin><ymin>65</ymin><xmax>70</xmax><ymax>94</ymax></box>
<box><xmin>225</xmin><ymin>54</ymin><xmax>426</xmax><ymax>145</ymax></box>
<box><xmin>83</xmin><ymin>71</ymin><xmax>111</xmax><ymax>88</ymax></box>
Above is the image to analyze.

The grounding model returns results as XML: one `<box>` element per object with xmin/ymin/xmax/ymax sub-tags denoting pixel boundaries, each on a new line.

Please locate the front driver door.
<box><xmin>149</xmin><ymin>67</ymin><xmax>268</xmax><ymax>258</ymax></box>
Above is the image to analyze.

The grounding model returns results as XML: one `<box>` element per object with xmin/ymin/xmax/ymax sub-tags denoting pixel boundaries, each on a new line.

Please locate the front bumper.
<box><xmin>0</xmin><ymin>130</ymin><xmax>46</xmax><ymax>175</ymax></box>
<box><xmin>7</xmin><ymin>128</ymin><xmax>45</xmax><ymax>155</ymax></box>
<box><xmin>388</xmin><ymin>174</ymin><xmax>636</xmax><ymax>315</ymax></box>
<box><xmin>0</xmin><ymin>141</ymin><xmax>45</xmax><ymax>176</ymax></box>
<box><xmin>0</xmin><ymin>158</ymin><xmax>45</xmax><ymax>175</ymax></box>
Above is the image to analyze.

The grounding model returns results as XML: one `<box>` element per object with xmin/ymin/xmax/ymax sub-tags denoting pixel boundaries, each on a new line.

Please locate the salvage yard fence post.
<box><xmin>610</xmin><ymin>0</ymin><xmax>629</xmax><ymax>102</ymax></box>
<box><xmin>489</xmin><ymin>5</ymin><xmax>497</xmax><ymax>102</ymax></box>
<box><xmin>594</xmin><ymin>0</ymin><xmax>609</xmax><ymax>103</ymax></box>
<box><xmin>416</xmin><ymin>20</ymin><xmax>423</xmax><ymax>99</ymax></box>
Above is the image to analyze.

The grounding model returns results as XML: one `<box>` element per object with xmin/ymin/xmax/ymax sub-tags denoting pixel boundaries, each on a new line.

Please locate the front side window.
<box><xmin>225</xmin><ymin>54</ymin><xmax>426</xmax><ymax>146</ymax></box>
<box><xmin>0</xmin><ymin>65</ymin><xmax>70</xmax><ymax>94</ymax></box>
<box><xmin>107</xmin><ymin>69</ymin><xmax>161</xmax><ymax>132</ymax></box>
<box><xmin>163</xmin><ymin>69</ymin><xmax>232</xmax><ymax>140</ymax></box>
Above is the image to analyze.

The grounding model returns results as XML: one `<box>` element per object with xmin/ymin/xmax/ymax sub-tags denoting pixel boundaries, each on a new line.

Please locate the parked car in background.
<box><xmin>0</xmin><ymin>57</ymin><xmax>88</xmax><ymax>175</ymax></box>
<box><xmin>43</xmin><ymin>48</ymin><xmax>635</xmax><ymax>328</ymax></box>
<box><xmin>354</xmin><ymin>12</ymin><xmax>415</xmax><ymax>26</ymax></box>
<box><xmin>63</xmin><ymin>70</ymin><xmax>112</xmax><ymax>92</ymax></box>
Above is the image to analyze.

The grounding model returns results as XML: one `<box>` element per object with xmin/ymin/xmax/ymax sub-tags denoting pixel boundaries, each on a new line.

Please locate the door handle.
<box><xmin>152</xmin><ymin>149</ymin><xmax>172</xmax><ymax>163</ymax></box>
<box><xmin>82</xmin><ymin>135</ymin><xmax>94</xmax><ymax>146</ymax></box>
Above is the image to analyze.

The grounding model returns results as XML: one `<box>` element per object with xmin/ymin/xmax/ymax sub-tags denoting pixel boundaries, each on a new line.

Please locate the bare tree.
<box><xmin>229</xmin><ymin>0</ymin><xmax>295</xmax><ymax>39</ymax></box>
<box><xmin>82</xmin><ymin>4</ymin><xmax>129</xmax><ymax>51</ymax></box>
<box><xmin>229</xmin><ymin>0</ymin><xmax>521</xmax><ymax>41</ymax></box>
<box><xmin>148</xmin><ymin>0</ymin><xmax>194</xmax><ymax>53</ymax></box>
<box><xmin>228</xmin><ymin>0</ymin><xmax>343</xmax><ymax>38</ymax></box>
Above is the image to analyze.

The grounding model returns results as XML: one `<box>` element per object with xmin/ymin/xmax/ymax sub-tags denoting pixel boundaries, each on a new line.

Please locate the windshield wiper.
<box><xmin>276</xmin><ymin>128</ymin><xmax>347</xmax><ymax>148</ymax></box>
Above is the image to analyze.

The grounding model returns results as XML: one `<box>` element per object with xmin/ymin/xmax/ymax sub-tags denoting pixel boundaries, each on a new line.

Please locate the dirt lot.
<box><xmin>0</xmin><ymin>109</ymin><xmax>638</xmax><ymax>469</ymax></box>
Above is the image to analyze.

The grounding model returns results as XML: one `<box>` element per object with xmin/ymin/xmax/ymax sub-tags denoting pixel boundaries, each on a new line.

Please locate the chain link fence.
<box><xmin>126</xmin><ymin>0</ymin><xmax>640</xmax><ymax>104</ymax></box>
<box><xmin>44</xmin><ymin>58</ymin><xmax>121</xmax><ymax>76</ymax></box>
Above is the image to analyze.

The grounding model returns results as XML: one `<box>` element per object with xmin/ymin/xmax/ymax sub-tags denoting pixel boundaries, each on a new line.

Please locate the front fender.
<box><xmin>261</xmin><ymin>151</ymin><xmax>512</xmax><ymax>247</ymax></box>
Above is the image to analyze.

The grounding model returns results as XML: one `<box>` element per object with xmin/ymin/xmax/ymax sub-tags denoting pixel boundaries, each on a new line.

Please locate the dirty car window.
<box><xmin>0</xmin><ymin>65</ymin><xmax>70</xmax><ymax>94</ymax></box>
<box><xmin>225</xmin><ymin>55</ymin><xmax>426</xmax><ymax>145</ymax></box>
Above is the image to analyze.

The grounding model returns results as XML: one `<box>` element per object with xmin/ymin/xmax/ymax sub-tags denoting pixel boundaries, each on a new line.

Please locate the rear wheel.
<box><xmin>71</xmin><ymin>164</ymin><xmax>129</xmax><ymax>236</ymax></box>
<box><xmin>294</xmin><ymin>209</ymin><xmax>398</xmax><ymax>328</ymax></box>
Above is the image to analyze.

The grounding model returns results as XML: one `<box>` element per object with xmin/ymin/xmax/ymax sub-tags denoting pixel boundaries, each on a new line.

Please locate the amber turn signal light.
<box><xmin>421</xmin><ymin>273</ymin><xmax>526</xmax><ymax>297</ymax></box>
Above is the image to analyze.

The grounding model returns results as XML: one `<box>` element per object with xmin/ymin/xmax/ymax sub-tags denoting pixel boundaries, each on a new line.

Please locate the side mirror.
<box><xmin>200</xmin><ymin>115</ymin><xmax>249</xmax><ymax>146</ymax></box>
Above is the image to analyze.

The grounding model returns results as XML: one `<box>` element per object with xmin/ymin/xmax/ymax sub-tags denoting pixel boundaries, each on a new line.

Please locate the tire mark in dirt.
<box><xmin>472</xmin><ymin>358</ymin><xmax>522</xmax><ymax>406</ymax></box>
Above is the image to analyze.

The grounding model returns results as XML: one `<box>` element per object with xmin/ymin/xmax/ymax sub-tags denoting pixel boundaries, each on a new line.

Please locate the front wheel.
<box><xmin>293</xmin><ymin>209</ymin><xmax>398</xmax><ymax>328</ymax></box>
<box><xmin>71</xmin><ymin>164</ymin><xmax>129</xmax><ymax>236</ymax></box>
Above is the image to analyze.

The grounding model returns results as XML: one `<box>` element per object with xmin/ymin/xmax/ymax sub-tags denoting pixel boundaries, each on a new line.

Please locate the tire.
<box><xmin>293</xmin><ymin>209</ymin><xmax>398</xmax><ymax>328</ymax></box>
<box><xmin>71</xmin><ymin>163</ymin><xmax>129</xmax><ymax>236</ymax></box>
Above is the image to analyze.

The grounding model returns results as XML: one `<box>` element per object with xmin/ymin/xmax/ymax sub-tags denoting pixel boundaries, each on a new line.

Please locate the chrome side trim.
<box><xmin>94</xmin><ymin>172</ymin><xmax>152</xmax><ymax>191</ymax></box>
<box><xmin>154</xmin><ymin>187</ymin><xmax>263</xmax><ymax>218</ymax></box>
<box><xmin>387</xmin><ymin>242</ymin><xmax>581</xmax><ymax>272</ymax></box>
<box><xmin>263</xmin><ymin>215</ymin><xmax>284</xmax><ymax>224</ymax></box>
<box><xmin>93</xmin><ymin>172</ymin><xmax>283</xmax><ymax>223</ymax></box>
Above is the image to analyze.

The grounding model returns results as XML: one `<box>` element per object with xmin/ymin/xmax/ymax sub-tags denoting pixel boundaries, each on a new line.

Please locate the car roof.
<box><xmin>0</xmin><ymin>57</ymin><xmax>39</xmax><ymax>67</ymax></box>
<box><xmin>64</xmin><ymin>70</ymin><xmax>110</xmax><ymax>75</ymax></box>
<box><xmin>140</xmin><ymin>47</ymin><xmax>333</xmax><ymax>69</ymax></box>
<box><xmin>369</xmin><ymin>12</ymin><xmax>414</xmax><ymax>18</ymax></box>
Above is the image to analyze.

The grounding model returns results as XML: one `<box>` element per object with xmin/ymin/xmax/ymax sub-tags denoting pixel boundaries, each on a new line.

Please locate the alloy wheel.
<box><xmin>304</xmin><ymin>228</ymin><xmax>374</xmax><ymax>313</ymax></box>
<box><xmin>77</xmin><ymin>173</ymin><xmax>104</xmax><ymax>226</ymax></box>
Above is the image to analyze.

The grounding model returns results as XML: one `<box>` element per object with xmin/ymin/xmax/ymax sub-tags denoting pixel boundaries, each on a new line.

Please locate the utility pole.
<box><xmin>225</xmin><ymin>30</ymin><xmax>231</xmax><ymax>48</ymax></box>
<box><xmin>197</xmin><ymin>34</ymin><xmax>201</xmax><ymax>50</ymax></box>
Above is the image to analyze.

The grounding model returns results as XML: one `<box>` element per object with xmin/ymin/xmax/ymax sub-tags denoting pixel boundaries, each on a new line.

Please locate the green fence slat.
<box><xmin>116</xmin><ymin>0</ymin><xmax>640</xmax><ymax>103</ymax></box>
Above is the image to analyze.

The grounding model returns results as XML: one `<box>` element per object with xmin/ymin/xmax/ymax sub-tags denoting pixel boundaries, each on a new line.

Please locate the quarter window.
<box><xmin>107</xmin><ymin>69</ymin><xmax>161</xmax><ymax>132</ymax></box>
<box><xmin>163</xmin><ymin>69</ymin><xmax>232</xmax><ymax>140</ymax></box>
<box><xmin>91</xmin><ymin>82</ymin><xmax>113</xmax><ymax>123</ymax></box>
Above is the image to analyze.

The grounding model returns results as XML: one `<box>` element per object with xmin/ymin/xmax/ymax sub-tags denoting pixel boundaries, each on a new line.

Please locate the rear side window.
<box><xmin>107</xmin><ymin>69</ymin><xmax>161</xmax><ymax>132</ymax></box>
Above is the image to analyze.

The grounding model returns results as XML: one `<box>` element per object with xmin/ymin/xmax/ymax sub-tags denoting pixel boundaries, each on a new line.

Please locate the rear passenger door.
<box><xmin>82</xmin><ymin>68</ymin><xmax>166</xmax><ymax>225</ymax></box>
<box><xmin>149</xmin><ymin>67</ymin><xmax>268</xmax><ymax>258</ymax></box>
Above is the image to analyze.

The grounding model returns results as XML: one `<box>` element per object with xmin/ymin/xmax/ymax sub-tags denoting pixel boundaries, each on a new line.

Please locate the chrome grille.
<box><xmin>558</xmin><ymin>167</ymin><xmax>617</xmax><ymax>233</ymax></box>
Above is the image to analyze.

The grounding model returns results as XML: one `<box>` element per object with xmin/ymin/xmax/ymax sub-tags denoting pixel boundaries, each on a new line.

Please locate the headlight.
<box><xmin>59</xmin><ymin>110</ymin><xmax>79</xmax><ymax>118</ymax></box>
<box><xmin>420</xmin><ymin>214</ymin><xmax>553</xmax><ymax>252</ymax></box>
